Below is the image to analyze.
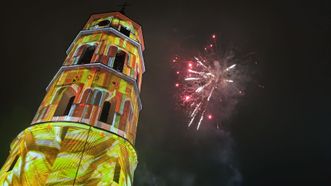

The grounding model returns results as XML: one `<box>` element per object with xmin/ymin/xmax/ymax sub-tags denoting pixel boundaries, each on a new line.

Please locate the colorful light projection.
<box><xmin>0</xmin><ymin>11</ymin><xmax>145</xmax><ymax>186</ymax></box>
<box><xmin>0</xmin><ymin>122</ymin><xmax>137</xmax><ymax>185</ymax></box>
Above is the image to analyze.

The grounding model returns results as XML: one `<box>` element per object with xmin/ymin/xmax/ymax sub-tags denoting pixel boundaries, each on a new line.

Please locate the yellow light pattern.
<box><xmin>0</xmin><ymin>122</ymin><xmax>137</xmax><ymax>185</ymax></box>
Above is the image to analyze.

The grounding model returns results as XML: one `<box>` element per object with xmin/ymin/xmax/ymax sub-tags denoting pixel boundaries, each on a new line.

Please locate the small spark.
<box><xmin>185</xmin><ymin>96</ymin><xmax>190</xmax><ymax>101</ymax></box>
<box><xmin>185</xmin><ymin>77</ymin><xmax>201</xmax><ymax>81</ymax></box>
<box><xmin>225</xmin><ymin>64</ymin><xmax>236</xmax><ymax>71</ymax></box>
<box><xmin>225</xmin><ymin>79</ymin><xmax>234</xmax><ymax>83</ymax></box>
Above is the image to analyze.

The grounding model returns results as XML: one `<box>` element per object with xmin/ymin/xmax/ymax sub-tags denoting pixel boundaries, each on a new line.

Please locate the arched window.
<box><xmin>99</xmin><ymin>99</ymin><xmax>116</xmax><ymax>124</ymax></box>
<box><xmin>113</xmin><ymin>50</ymin><xmax>127</xmax><ymax>72</ymax></box>
<box><xmin>92</xmin><ymin>90</ymin><xmax>103</xmax><ymax>106</ymax></box>
<box><xmin>97</xmin><ymin>19</ymin><xmax>110</xmax><ymax>27</ymax></box>
<box><xmin>119</xmin><ymin>26</ymin><xmax>130</xmax><ymax>37</ymax></box>
<box><xmin>64</xmin><ymin>96</ymin><xmax>75</xmax><ymax>116</ymax></box>
<box><xmin>77</xmin><ymin>45</ymin><xmax>95</xmax><ymax>65</ymax></box>
<box><xmin>54</xmin><ymin>88</ymin><xmax>76</xmax><ymax>116</ymax></box>
<box><xmin>99</xmin><ymin>101</ymin><xmax>111</xmax><ymax>123</ymax></box>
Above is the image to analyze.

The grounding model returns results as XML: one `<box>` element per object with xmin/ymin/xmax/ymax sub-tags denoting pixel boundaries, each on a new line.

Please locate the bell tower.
<box><xmin>0</xmin><ymin>11</ymin><xmax>145</xmax><ymax>185</ymax></box>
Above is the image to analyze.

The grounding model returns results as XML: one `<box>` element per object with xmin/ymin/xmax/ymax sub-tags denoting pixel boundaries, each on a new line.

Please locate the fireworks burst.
<box><xmin>173</xmin><ymin>34</ymin><xmax>254</xmax><ymax>130</ymax></box>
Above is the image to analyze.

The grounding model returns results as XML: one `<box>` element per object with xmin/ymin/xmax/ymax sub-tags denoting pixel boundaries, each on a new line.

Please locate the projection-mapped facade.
<box><xmin>0</xmin><ymin>12</ymin><xmax>145</xmax><ymax>185</ymax></box>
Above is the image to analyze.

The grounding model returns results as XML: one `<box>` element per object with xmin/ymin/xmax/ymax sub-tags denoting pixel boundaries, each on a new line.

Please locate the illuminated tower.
<box><xmin>0</xmin><ymin>11</ymin><xmax>145</xmax><ymax>185</ymax></box>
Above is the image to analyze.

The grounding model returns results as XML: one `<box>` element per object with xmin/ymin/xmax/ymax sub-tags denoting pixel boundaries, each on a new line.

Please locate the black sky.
<box><xmin>0</xmin><ymin>0</ymin><xmax>331</xmax><ymax>185</ymax></box>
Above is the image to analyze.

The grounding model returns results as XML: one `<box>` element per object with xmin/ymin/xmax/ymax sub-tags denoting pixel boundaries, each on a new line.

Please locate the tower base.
<box><xmin>0</xmin><ymin>122</ymin><xmax>137</xmax><ymax>186</ymax></box>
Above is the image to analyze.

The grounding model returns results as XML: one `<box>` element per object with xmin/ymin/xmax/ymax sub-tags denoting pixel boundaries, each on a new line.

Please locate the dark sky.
<box><xmin>1</xmin><ymin>0</ymin><xmax>331</xmax><ymax>185</ymax></box>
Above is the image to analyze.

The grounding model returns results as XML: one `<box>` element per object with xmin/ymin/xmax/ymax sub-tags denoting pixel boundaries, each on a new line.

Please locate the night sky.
<box><xmin>1</xmin><ymin>0</ymin><xmax>331</xmax><ymax>185</ymax></box>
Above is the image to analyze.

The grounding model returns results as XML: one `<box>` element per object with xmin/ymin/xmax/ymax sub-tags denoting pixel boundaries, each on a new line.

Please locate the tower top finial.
<box><xmin>118</xmin><ymin>2</ymin><xmax>130</xmax><ymax>14</ymax></box>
